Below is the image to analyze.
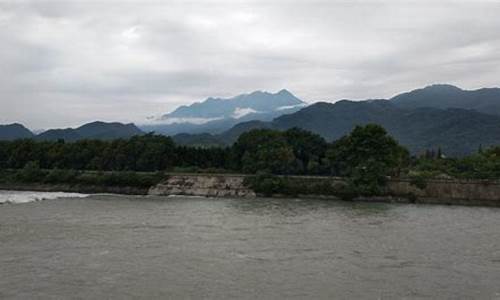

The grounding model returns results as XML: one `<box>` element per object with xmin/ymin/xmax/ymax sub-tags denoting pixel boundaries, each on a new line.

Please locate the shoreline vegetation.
<box><xmin>2</xmin><ymin>172</ymin><xmax>500</xmax><ymax>207</ymax></box>
<box><xmin>0</xmin><ymin>169</ymin><xmax>161</xmax><ymax>195</ymax></box>
<box><xmin>2</xmin><ymin>124</ymin><xmax>500</xmax><ymax>206</ymax></box>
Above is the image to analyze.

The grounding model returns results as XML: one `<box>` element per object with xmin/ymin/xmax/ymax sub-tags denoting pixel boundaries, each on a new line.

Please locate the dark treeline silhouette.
<box><xmin>0</xmin><ymin>125</ymin><xmax>409</xmax><ymax>177</ymax></box>
<box><xmin>1</xmin><ymin>124</ymin><xmax>500</xmax><ymax>182</ymax></box>
<box><xmin>0</xmin><ymin>134</ymin><xmax>229</xmax><ymax>172</ymax></box>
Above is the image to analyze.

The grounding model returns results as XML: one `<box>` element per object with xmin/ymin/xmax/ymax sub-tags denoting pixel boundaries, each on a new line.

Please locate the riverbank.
<box><xmin>2</xmin><ymin>173</ymin><xmax>500</xmax><ymax>207</ymax></box>
<box><xmin>247</xmin><ymin>175</ymin><xmax>500</xmax><ymax>207</ymax></box>
<box><xmin>386</xmin><ymin>177</ymin><xmax>500</xmax><ymax>207</ymax></box>
<box><xmin>0</xmin><ymin>169</ymin><xmax>162</xmax><ymax>195</ymax></box>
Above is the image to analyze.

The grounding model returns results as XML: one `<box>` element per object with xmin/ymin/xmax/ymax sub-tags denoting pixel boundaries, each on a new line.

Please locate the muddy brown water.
<box><xmin>1</xmin><ymin>193</ymin><xmax>500</xmax><ymax>299</ymax></box>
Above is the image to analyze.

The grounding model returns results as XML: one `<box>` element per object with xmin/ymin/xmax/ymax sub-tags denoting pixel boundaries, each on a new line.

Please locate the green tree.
<box><xmin>327</xmin><ymin>124</ymin><xmax>409</xmax><ymax>196</ymax></box>
<box><xmin>232</xmin><ymin>129</ymin><xmax>296</xmax><ymax>174</ymax></box>
<box><xmin>15</xmin><ymin>161</ymin><xmax>46</xmax><ymax>183</ymax></box>
<box><xmin>284</xmin><ymin>127</ymin><xmax>328</xmax><ymax>174</ymax></box>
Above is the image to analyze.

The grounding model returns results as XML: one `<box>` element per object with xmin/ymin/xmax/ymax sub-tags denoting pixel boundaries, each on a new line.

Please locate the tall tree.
<box><xmin>327</xmin><ymin>124</ymin><xmax>409</xmax><ymax>195</ymax></box>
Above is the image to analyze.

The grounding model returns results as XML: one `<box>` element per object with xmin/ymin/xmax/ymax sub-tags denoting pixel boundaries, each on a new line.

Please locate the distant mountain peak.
<box><xmin>391</xmin><ymin>84</ymin><xmax>463</xmax><ymax>102</ymax></box>
<box><xmin>421</xmin><ymin>84</ymin><xmax>463</xmax><ymax>92</ymax></box>
<box><xmin>0</xmin><ymin>123</ymin><xmax>34</xmax><ymax>140</ymax></box>
<box><xmin>157</xmin><ymin>89</ymin><xmax>306</xmax><ymax>124</ymax></box>
<box><xmin>247</xmin><ymin>90</ymin><xmax>266</xmax><ymax>96</ymax></box>
<box><xmin>391</xmin><ymin>83</ymin><xmax>500</xmax><ymax>114</ymax></box>
<box><xmin>277</xmin><ymin>88</ymin><xmax>293</xmax><ymax>96</ymax></box>
<box><xmin>35</xmin><ymin>121</ymin><xmax>143</xmax><ymax>141</ymax></box>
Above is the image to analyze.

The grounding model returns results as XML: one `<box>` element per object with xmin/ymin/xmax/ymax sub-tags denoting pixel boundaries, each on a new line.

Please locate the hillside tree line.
<box><xmin>1</xmin><ymin>124</ymin><xmax>498</xmax><ymax>184</ymax></box>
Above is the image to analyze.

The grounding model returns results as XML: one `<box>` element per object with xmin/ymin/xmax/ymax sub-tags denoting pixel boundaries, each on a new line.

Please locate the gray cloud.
<box><xmin>1</xmin><ymin>0</ymin><xmax>499</xmax><ymax>128</ymax></box>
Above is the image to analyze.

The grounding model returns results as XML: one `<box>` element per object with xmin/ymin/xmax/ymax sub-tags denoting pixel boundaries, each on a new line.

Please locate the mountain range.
<box><xmin>171</xmin><ymin>84</ymin><xmax>500</xmax><ymax>156</ymax></box>
<box><xmin>2</xmin><ymin>84</ymin><xmax>500</xmax><ymax>156</ymax></box>
<box><xmin>140</xmin><ymin>89</ymin><xmax>306</xmax><ymax>135</ymax></box>
<box><xmin>0</xmin><ymin>122</ymin><xmax>144</xmax><ymax>142</ymax></box>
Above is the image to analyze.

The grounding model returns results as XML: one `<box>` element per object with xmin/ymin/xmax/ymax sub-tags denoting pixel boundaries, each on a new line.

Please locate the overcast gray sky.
<box><xmin>1</xmin><ymin>0</ymin><xmax>499</xmax><ymax>129</ymax></box>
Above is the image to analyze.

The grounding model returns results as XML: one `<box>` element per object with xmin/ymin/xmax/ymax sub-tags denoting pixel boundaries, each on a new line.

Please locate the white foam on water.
<box><xmin>0</xmin><ymin>190</ymin><xmax>88</xmax><ymax>204</ymax></box>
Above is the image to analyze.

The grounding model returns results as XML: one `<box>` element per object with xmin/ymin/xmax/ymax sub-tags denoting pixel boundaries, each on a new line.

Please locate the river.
<box><xmin>1</xmin><ymin>193</ymin><xmax>499</xmax><ymax>299</ymax></box>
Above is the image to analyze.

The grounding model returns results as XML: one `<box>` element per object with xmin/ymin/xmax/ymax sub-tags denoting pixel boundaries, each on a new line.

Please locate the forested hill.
<box><xmin>0</xmin><ymin>121</ymin><xmax>144</xmax><ymax>142</ymax></box>
<box><xmin>271</xmin><ymin>100</ymin><xmax>500</xmax><ymax>156</ymax></box>
<box><xmin>391</xmin><ymin>84</ymin><xmax>500</xmax><ymax>115</ymax></box>
<box><xmin>0</xmin><ymin>124</ymin><xmax>34</xmax><ymax>140</ymax></box>
<box><xmin>37</xmin><ymin>122</ymin><xmax>144</xmax><ymax>141</ymax></box>
<box><xmin>173</xmin><ymin>100</ymin><xmax>500</xmax><ymax>156</ymax></box>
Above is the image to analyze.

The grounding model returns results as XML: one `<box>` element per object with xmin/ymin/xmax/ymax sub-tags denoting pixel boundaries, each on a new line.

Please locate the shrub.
<box><xmin>409</xmin><ymin>173</ymin><xmax>428</xmax><ymax>190</ymax></box>
<box><xmin>44</xmin><ymin>169</ymin><xmax>80</xmax><ymax>184</ymax></box>
<box><xmin>244</xmin><ymin>173</ymin><xmax>347</xmax><ymax>198</ymax></box>
<box><xmin>243</xmin><ymin>172</ymin><xmax>288</xmax><ymax>196</ymax></box>
<box><xmin>14</xmin><ymin>161</ymin><xmax>47</xmax><ymax>183</ymax></box>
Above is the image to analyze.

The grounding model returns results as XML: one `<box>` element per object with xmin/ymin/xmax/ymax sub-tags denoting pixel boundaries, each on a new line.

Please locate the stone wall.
<box><xmin>387</xmin><ymin>178</ymin><xmax>500</xmax><ymax>206</ymax></box>
<box><xmin>148</xmin><ymin>174</ymin><xmax>256</xmax><ymax>198</ymax></box>
<box><xmin>148</xmin><ymin>174</ymin><xmax>500</xmax><ymax>206</ymax></box>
